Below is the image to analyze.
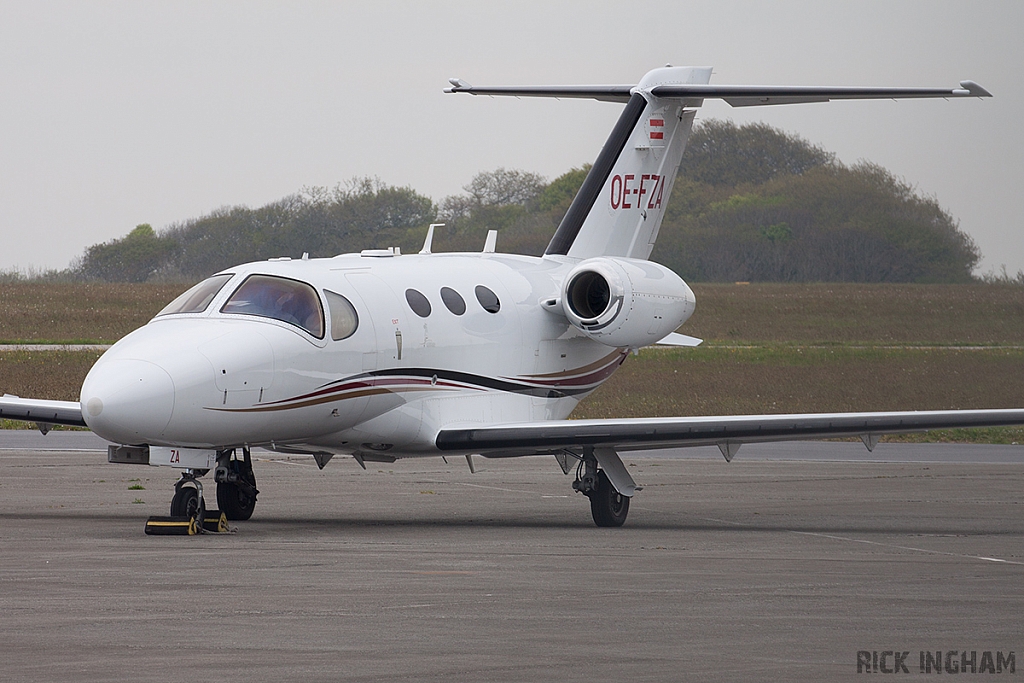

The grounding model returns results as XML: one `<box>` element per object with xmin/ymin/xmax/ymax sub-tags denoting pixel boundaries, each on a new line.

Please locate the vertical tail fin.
<box><xmin>546</xmin><ymin>67</ymin><xmax>712</xmax><ymax>260</ymax></box>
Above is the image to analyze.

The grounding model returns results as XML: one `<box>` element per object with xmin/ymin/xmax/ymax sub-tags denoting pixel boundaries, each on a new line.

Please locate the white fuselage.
<box><xmin>80</xmin><ymin>251</ymin><xmax>672</xmax><ymax>459</ymax></box>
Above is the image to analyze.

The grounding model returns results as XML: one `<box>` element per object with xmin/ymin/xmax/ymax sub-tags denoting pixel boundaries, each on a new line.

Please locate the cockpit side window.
<box><xmin>221</xmin><ymin>274</ymin><xmax>325</xmax><ymax>338</ymax></box>
<box><xmin>156</xmin><ymin>274</ymin><xmax>234</xmax><ymax>317</ymax></box>
<box><xmin>324</xmin><ymin>290</ymin><xmax>359</xmax><ymax>341</ymax></box>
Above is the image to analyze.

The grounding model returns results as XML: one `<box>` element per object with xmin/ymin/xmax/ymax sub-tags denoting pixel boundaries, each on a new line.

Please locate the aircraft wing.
<box><xmin>435</xmin><ymin>409</ymin><xmax>1024</xmax><ymax>459</ymax></box>
<box><xmin>0</xmin><ymin>394</ymin><xmax>87</xmax><ymax>428</ymax></box>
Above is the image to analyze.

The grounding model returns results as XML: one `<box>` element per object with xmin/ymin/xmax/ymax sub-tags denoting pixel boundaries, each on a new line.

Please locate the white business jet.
<box><xmin>2</xmin><ymin>66</ymin><xmax>1021</xmax><ymax>527</ymax></box>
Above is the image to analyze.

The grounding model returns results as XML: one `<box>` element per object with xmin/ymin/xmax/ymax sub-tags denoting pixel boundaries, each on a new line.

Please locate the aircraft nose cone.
<box><xmin>81</xmin><ymin>359</ymin><xmax>175</xmax><ymax>444</ymax></box>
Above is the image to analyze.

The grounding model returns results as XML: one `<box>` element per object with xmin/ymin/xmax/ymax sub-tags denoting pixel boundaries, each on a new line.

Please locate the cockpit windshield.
<box><xmin>220</xmin><ymin>274</ymin><xmax>325</xmax><ymax>338</ymax></box>
<box><xmin>155</xmin><ymin>274</ymin><xmax>234</xmax><ymax>317</ymax></box>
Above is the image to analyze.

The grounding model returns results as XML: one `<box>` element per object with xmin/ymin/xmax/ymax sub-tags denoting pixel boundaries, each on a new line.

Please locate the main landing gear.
<box><xmin>166</xmin><ymin>447</ymin><xmax>258</xmax><ymax>522</ymax></box>
<box><xmin>214</xmin><ymin>447</ymin><xmax>259</xmax><ymax>520</ymax></box>
<box><xmin>572</xmin><ymin>447</ymin><xmax>632</xmax><ymax>527</ymax></box>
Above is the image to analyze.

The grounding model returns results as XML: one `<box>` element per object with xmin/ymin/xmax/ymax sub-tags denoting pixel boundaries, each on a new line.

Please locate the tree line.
<box><xmin>57</xmin><ymin>119</ymin><xmax>989</xmax><ymax>284</ymax></box>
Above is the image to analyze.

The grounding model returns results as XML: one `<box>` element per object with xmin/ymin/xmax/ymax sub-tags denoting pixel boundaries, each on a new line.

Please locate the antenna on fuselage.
<box><xmin>482</xmin><ymin>230</ymin><xmax>497</xmax><ymax>253</ymax></box>
<box><xmin>420</xmin><ymin>223</ymin><xmax>444</xmax><ymax>255</ymax></box>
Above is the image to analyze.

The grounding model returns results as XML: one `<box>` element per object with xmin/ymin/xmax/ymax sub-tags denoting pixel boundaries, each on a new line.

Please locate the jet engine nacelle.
<box><xmin>560</xmin><ymin>257</ymin><xmax>695</xmax><ymax>349</ymax></box>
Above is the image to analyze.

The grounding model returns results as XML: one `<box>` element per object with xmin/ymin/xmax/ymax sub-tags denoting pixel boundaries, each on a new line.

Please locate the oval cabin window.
<box><xmin>440</xmin><ymin>287</ymin><xmax>467</xmax><ymax>316</ymax></box>
<box><xmin>405</xmin><ymin>288</ymin><xmax>431</xmax><ymax>317</ymax></box>
<box><xmin>474</xmin><ymin>285</ymin><xmax>500</xmax><ymax>314</ymax></box>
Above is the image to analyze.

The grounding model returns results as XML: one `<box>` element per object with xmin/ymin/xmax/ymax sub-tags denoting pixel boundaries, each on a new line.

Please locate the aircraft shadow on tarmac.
<box><xmin>1</xmin><ymin>510</ymin><xmax>1017</xmax><ymax>536</ymax></box>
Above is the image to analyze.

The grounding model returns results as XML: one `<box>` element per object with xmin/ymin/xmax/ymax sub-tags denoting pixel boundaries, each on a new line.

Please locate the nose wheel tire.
<box><xmin>589</xmin><ymin>469</ymin><xmax>629</xmax><ymax>527</ymax></box>
<box><xmin>170</xmin><ymin>485</ymin><xmax>203</xmax><ymax>519</ymax></box>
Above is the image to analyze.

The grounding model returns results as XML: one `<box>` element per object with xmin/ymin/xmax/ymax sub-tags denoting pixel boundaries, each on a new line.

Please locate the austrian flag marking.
<box><xmin>649</xmin><ymin>117</ymin><xmax>665</xmax><ymax>140</ymax></box>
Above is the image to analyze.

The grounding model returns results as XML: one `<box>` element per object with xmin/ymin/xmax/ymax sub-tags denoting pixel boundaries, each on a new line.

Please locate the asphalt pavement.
<box><xmin>1</xmin><ymin>432</ymin><xmax>1021</xmax><ymax>681</ymax></box>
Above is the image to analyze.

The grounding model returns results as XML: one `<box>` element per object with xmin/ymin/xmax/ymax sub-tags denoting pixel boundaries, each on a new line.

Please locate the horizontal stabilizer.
<box><xmin>447</xmin><ymin>78</ymin><xmax>992</xmax><ymax>107</ymax></box>
<box><xmin>651</xmin><ymin>82</ymin><xmax>993</xmax><ymax>107</ymax></box>
<box><xmin>445</xmin><ymin>82</ymin><xmax>634</xmax><ymax>102</ymax></box>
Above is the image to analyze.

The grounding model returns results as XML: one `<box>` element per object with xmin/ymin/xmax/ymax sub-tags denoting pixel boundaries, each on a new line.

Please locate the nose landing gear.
<box><xmin>145</xmin><ymin>447</ymin><xmax>256</xmax><ymax>535</ymax></box>
<box><xmin>145</xmin><ymin>470</ymin><xmax>227</xmax><ymax>535</ymax></box>
<box><xmin>170</xmin><ymin>472</ymin><xmax>205</xmax><ymax>519</ymax></box>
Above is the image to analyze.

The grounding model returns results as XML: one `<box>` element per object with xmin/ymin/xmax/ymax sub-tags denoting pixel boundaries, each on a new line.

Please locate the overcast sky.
<box><xmin>1</xmin><ymin>1</ymin><xmax>1021</xmax><ymax>276</ymax></box>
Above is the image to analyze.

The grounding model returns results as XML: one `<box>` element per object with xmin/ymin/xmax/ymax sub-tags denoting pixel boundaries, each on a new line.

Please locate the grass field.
<box><xmin>1</xmin><ymin>282</ymin><xmax>1022</xmax><ymax>442</ymax></box>
<box><xmin>0</xmin><ymin>350</ymin><xmax>103</xmax><ymax>402</ymax></box>
<box><xmin>575</xmin><ymin>346</ymin><xmax>1024</xmax><ymax>444</ymax></box>
<box><xmin>0</xmin><ymin>282</ymin><xmax>185</xmax><ymax>343</ymax></box>
<box><xmin>686</xmin><ymin>283</ymin><xmax>1024</xmax><ymax>345</ymax></box>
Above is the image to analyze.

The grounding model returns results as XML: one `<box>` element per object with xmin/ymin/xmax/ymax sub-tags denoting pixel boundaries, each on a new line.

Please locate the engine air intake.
<box><xmin>567</xmin><ymin>271</ymin><xmax>611</xmax><ymax>321</ymax></box>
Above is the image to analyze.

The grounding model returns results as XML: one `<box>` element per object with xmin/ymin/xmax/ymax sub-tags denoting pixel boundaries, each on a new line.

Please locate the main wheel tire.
<box><xmin>589</xmin><ymin>470</ymin><xmax>629</xmax><ymax>527</ymax></box>
<box><xmin>217</xmin><ymin>479</ymin><xmax>257</xmax><ymax>521</ymax></box>
<box><xmin>170</xmin><ymin>486</ymin><xmax>202</xmax><ymax>518</ymax></box>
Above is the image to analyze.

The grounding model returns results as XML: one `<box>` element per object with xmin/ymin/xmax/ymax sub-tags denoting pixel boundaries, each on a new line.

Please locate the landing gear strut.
<box><xmin>215</xmin><ymin>447</ymin><xmax>258</xmax><ymax>520</ymax></box>
<box><xmin>572</xmin><ymin>448</ymin><xmax>629</xmax><ymax>527</ymax></box>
